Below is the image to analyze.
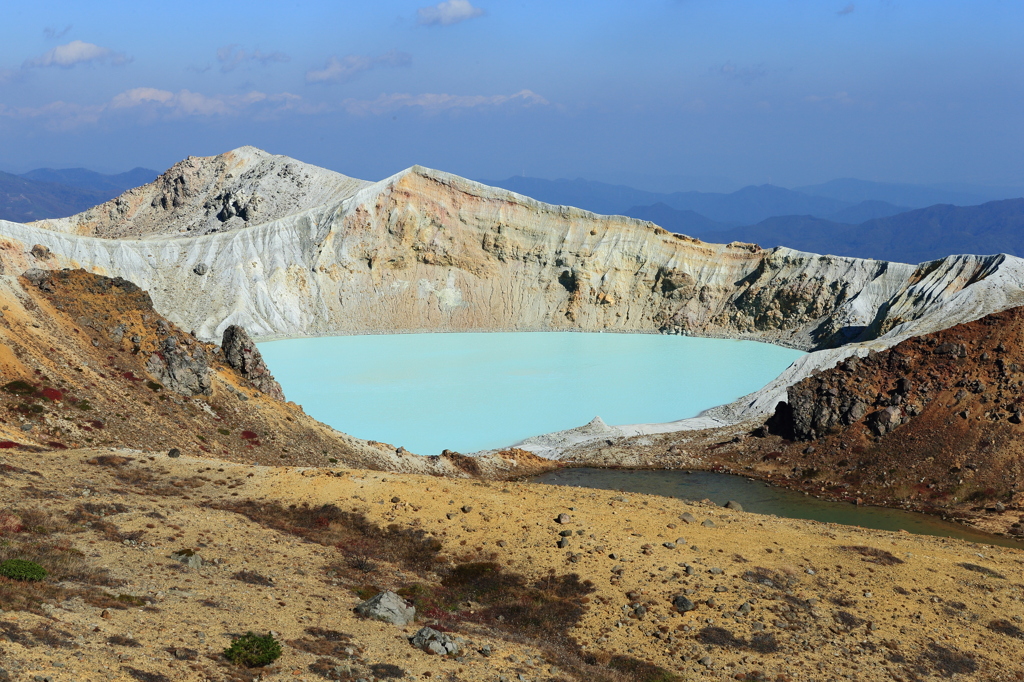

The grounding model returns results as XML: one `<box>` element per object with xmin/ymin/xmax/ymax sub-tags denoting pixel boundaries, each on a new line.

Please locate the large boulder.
<box><xmin>146</xmin><ymin>336</ymin><xmax>212</xmax><ymax>396</ymax></box>
<box><xmin>221</xmin><ymin>325</ymin><xmax>284</xmax><ymax>400</ymax></box>
<box><xmin>354</xmin><ymin>591</ymin><xmax>415</xmax><ymax>626</ymax></box>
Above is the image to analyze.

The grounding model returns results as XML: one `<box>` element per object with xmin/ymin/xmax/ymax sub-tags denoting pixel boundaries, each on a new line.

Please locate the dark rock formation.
<box><xmin>221</xmin><ymin>325</ymin><xmax>284</xmax><ymax>400</ymax></box>
<box><xmin>146</xmin><ymin>336</ymin><xmax>212</xmax><ymax>396</ymax></box>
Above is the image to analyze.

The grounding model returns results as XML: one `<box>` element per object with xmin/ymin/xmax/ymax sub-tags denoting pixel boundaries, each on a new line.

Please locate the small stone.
<box><xmin>738</xmin><ymin>602</ymin><xmax>752</xmax><ymax>615</ymax></box>
<box><xmin>391</xmin><ymin>496</ymin><xmax>401</xmax><ymax>503</ymax></box>
<box><xmin>100</xmin><ymin>609</ymin><xmax>111</xmax><ymax>619</ymax></box>
<box><xmin>167</xmin><ymin>448</ymin><xmax>181</xmax><ymax>458</ymax></box>
<box><xmin>751</xmin><ymin>622</ymin><xmax>765</xmax><ymax>631</ymax></box>
<box><xmin>461</xmin><ymin>505</ymin><xmax>473</xmax><ymax>513</ymax></box>
<box><xmin>193</xmin><ymin>263</ymin><xmax>209</xmax><ymax>276</ymax></box>
<box><xmin>714</xmin><ymin>585</ymin><xmax>728</xmax><ymax>592</ymax></box>
<box><xmin>171</xmin><ymin>549</ymin><xmax>203</xmax><ymax>570</ymax></box>
<box><xmin>555</xmin><ymin>513</ymin><xmax>572</xmax><ymax>524</ymax></box>
<box><xmin>709</xmin><ymin>567</ymin><xmax>723</xmax><ymax>575</ymax></box>
<box><xmin>663</xmin><ymin>542</ymin><xmax>676</xmax><ymax>549</ymax></box>
<box><xmin>559</xmin><ymin>529</ymin><xmax>573</xmax><ymax>537</ymax></box>
<box><xmin>701</xmin><ymin>520</ymin><xmax>716</xmax><ymax>528</ymax></box>
<box><xmin>557</xmin><ymin>538</ymin><xmax>570</xmax><ymax>549</ymax></box>
<box><xmin>724</xmin><ymin>500</ymin><xmax>744</xmax><ymax>512</ymax></box>
<box><xmin>672</xmin><ymin>595</ymin><xmax>696</xmax><ymax>612</ymax></box>
<box><xmin>680</xmin><ymin>512</ymin><xmax>696</xmax><ymax>524</ymax></box>
<box><xmin>699</xmin><ymin>656</ymin><xmax>713</xmax><ymax>668</ymax></box>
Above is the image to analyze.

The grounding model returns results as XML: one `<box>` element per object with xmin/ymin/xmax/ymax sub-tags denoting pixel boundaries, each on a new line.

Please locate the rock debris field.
<box><xmin>0</xmin><ymin>448</ymin><xmax>1022</xmax><ymax>681</ymax></box>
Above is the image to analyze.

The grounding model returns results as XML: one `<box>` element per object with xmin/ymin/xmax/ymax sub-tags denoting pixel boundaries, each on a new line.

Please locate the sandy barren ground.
<box><xmin>1</xmin><ymin>448</ymin><xmax>1023</xmax><ymax>682</ymax></box>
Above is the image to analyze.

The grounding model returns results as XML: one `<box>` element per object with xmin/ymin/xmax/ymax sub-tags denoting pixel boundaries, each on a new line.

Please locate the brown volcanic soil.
<box><xmin>0</xmin><ymin>269</ymin><xmax>550</xmax><ymax>479</ymax></box>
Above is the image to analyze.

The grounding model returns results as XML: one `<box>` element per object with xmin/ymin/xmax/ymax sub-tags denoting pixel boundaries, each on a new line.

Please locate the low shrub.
<box><xmin>0</xmin><ymin>559</ymin><xmax>47</xmax><ymax>581</ymax></box>
<box><xmin>223</xmin><ymin>632</ymin><xmax>282</xmax><ymax>667</ymax></box>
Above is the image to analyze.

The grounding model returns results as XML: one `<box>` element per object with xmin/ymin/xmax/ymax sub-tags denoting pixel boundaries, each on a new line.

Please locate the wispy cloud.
<box><xmin>715</xmin><ymin>62</ymin><xmax>768</xmax><ymax>84</ymax></box>
<box><xmin>342</xmin><ymin>89</ymin><xmax>547</xmax><ymax>115</ymax></box>
<box><xmin>805</xmin><ymin>91</ymin><xmax>854</xmax><ymax>105</ymax></box>
<box><xmin>306</xmin><ymin>50</ymin><xmax>411</xmax><ymax>84</ymax></box>
<box><xmin>417</xmin><ymin>0</ymin><xmax>485</xmax><ymax>26</ymax></box>
<box><xmin>43</xmin><ymin>25</ymin><xmax>72</xmax><ymax>40</ymax></box>
<box><xmin>23</xmin><ymin>40</ymin><xmax>130</xmax><ymax>68</ymax></box>
<box><xmin>216</xmin><ymin>45</ymin><xmax>290</xmax><ymax>73</ymax></box>
<box><xmin>837</xmin><ymin>3</ymin><xmax>855</xmax><ymax>15</ymax></box>
<box><xmin>0</xmin><ymin>87</ymin><xmax>312</xmax><ymax>130</ymax></box>
<box><xmin>0</xmin><ymin>68</ymin><xmax>20</xmax><ymax>85</ymax></box>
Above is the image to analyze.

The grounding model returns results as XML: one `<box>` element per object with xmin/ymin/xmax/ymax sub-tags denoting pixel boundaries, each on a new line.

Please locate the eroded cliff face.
<box><xmin>4</xmin><ymin>155</ymin><xmax>1024</xmax><ymax>443</ymax></box>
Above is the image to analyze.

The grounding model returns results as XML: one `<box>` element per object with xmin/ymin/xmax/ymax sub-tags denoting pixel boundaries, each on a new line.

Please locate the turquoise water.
<box><xmin>257</xmin><ymin>332</ymin><xmax>803</xmax><ymax>456</ymax></box>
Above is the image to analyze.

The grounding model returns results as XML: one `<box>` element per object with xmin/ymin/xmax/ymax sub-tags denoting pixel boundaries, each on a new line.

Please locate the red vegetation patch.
<box><xmin>47</xmin><ymin>442</ymin><xmax>68</xmax><ymax>450</ymax></box>
<box><xmin>89</xmin><ymin>420</ymin><xmax>104</xmax><ymax>430</ymax></box>
<box><xmin>240</xmin><ymin>430</ymin><xmax>258</xmax><ymax>440</ymax></box>
<box><xmin>123</xmin><ymin>372</ymin><xmax>142</xmax><ymax>382</ymax></box>
<box><xmin>0</xmin><ymin>442</ymin><xmax>22</xmax><ymax>449</ymax></box>
<box><xmin>39</xmin><ymin>388</ymin><xmax>63</xmax><ymax>402</ymax></box>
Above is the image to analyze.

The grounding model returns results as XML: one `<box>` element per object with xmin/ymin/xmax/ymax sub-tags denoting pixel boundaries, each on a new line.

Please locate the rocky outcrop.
<box><xmin>757</xmin><ymin>306</ymin><xmax>1024</xmax><ymax>509</ymax></box>
<box><xmin>354</xmin><ymin>591</ymin><xmax>415</xmax><ymax>626</ymax></box>
<box><xmin>29</xmin><ymin>147</ymin><xmax>370</xmax><ymax>239</ymax></box>
<box><xmin>145</xmin><ymin>335</ymin><xmax>212</xmax><ymax>397</ymax></box>
<box><xmin>221</xmin><ymin>324</ymin><xmax>284</xmax><ymax>400</ymax></box>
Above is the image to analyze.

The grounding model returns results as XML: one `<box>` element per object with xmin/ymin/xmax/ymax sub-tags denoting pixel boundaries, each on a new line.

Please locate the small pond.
<box><xmin>531</xmin><ymin>467</ymin><xmax>1019</xmax><ymax>547</ymax></box>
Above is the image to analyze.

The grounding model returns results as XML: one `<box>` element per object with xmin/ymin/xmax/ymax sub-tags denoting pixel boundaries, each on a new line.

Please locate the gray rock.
<box><xmin>193</xmin><ymin>263</ymin><xmax>209</xmax><ymax>276</ymax></box>
<box><xmin>221</xmin><ymin>325</ymin><xmax>285</xmax><ymax>400</ymax></box>
<box><xmin>701</xmin><ymin>519</ymin><xmax>716</xmax><ymax>528</ymax></box>
<box><xmin>555</xmin><ymin>513</ymin><xmax>571</xmax><ymax>524</ymax></box>
<box><xmin>679</xmin><ymin>512</ymin><xmax>696</xmax><ymax>524</ymax></box>
<box><xmin>738</xmin><ymin>602</ymin><xmax>753</xmax><ymax>615</ymax></box>
<box><xmin>461</xmin><ymin>505</ymin><xmax>473</xmax><ymax>513</ymax></box>
<box><xmin>354</xmin><ymin>590</ymin><xmax>415</xmax><ymax>626</ymax></box>
<box><xmin>146</xmin><ymin>336</ymin><xmax>212</xmax><ymax>396</ymax></box>
<box><xmin>22</xmin><ymin>268</ymin><xmax>50</xmax><ymax>287</ymax></box>
<box><xmin>167</xmin><ymin>448</ymin><xmax>181</xmax><ymax>458</ymax></box>
<box><xmin>557</xmin><ymin>538</ymin><xmax>570</xmax><ymax>549</ymax></box>
<box><xmin>559</xmin><ymin>530</ymin><xmax>573</xmax><ymax>537</ymax></box>
<box><xmin>672</xmin><ymin>595</ymin><xmax>696</xmax><ymax>612</ymax></box>
<box><xmin>724</xmin><ymin>500</ymin><xmax>744</xmax><ymax>512</ymax></box>
<box><xmin>171</xmin><ymin>549</ymin><xmax>203</xmax><ymax>569</ymax></box>
<box><xmin>410</xmin><ymin>627</ymin><xmax>462</xmax><ymax>656</ymax></box>
<box><xmin>662</xmin><ymin>542</ymin><xmax>676</xmax><ymax>549</ymax></box>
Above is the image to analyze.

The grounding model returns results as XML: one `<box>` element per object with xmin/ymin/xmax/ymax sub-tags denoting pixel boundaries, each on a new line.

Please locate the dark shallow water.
<box><xmin>530</xmin><ymin>468</ymin><xmax>1020</xmax><ymax>548</ymax></box>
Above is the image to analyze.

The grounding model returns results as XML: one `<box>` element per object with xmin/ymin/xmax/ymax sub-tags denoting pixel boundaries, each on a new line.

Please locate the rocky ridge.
<box><xmin>29</xmin><ymin>146</ymin><xmax>370</xmax><ymax>238</ymax></box>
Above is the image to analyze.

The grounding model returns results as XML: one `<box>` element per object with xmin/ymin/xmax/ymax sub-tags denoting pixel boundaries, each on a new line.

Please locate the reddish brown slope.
<box><xmin>732</xmin><ymin>306</ymin><xmax>1024</xmax><ymax>535</ymax></box>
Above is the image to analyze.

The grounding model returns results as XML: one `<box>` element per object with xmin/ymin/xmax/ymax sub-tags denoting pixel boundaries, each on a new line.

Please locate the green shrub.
<box><xmin>2</xmin><ymin>381</ymin><xmax>35</xmax><ymax>395</ymax></box>
<box><xmin>0</xmin><ymin>559</ymin><xmax>48</xmax><ymax>582</ymax></box>
<box><xmin>223</xmin><ymin>631</ymin><xmax>281</xmax><ymax>667</ymax></box>
<box><xmin>218</xmin><ymin>428</ymin><xmax>231</xmax><ymax>436</ymax></box>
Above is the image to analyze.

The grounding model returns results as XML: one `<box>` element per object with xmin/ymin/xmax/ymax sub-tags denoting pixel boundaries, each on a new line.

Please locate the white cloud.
<box><xmin>306</xmin><ymin>50</ymin><xmax>411</xmax><ymax>84</ymax></box>
<box><xmin>417</xmin><ymin>0</ymin><xmax>485</xmax><ymax>26</ymax></box>
<box><xmin>216</xmin><ymin>45</ymin><xmax>290</xmax><ymax>73</ymax></box>
<box><xmin>342</xmin><ymin>89</ymin><xmax>547</xmax><ymax>115</ymax></box>
<box><xmin>0</xmin><ymin>68</ymin><xmax>19</xmax><ymax>85</ymax></box>
<box><xmin>1</xmin><ymin>87</ymin><xmax>309</xmax><ymax>130</ymax></box>
<box><xmin>23</xmin><ymin>40</ymin><xmax>130</xmax><ymax>68</ymax></box>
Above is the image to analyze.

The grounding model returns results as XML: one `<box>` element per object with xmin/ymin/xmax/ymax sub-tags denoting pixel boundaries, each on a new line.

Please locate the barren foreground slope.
<box><xmin>1</xmin><ymin>448</ymin><xmax>1022</xmax><ymax>681</ymax></box>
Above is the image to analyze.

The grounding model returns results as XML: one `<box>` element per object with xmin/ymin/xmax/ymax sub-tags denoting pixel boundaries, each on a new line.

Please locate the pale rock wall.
<box><xmin>4</xmin><ymin>162</ymin><xmax>1024</xmax><ymax>454</ymax></box>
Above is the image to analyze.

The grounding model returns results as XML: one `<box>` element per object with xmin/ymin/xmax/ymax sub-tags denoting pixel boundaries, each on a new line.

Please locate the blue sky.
<box><xmin>1</xmin><ymin>1</ymin><xmax>1021</xmax><ymax>189</ymax></box>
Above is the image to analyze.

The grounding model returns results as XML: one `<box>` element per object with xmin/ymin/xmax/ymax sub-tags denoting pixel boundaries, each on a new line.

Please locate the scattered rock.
<box><xmin>410</xmin><ymin>627</ymin><xmax>463</xmax><ymax>656</ymax></box>
<box><xmin>167</xmin><ymin>448</ymin><xmax>181</xmax><ymax>458</ymax></box>
<box><xmin>354</xmin><ymin>591</ymin><xmax>415</xmax><ymax>626</ymax></box>
<box><xmin>171</xmin><ymin>549</ymin><xmax>203</xmax><ymax>569</ymax></box>
<box><xmin>193</xmin><ymin>263</ymin><xmax>208</xmax><ymax>276</ymax></box>
<box><xmin>724</xmin><ymin>500</ymin><xmax>744</xmax><ymax>512</ymax></box>
<box><xmin>30</xmin><ymin>244</ymin><xmax>51</xmax><ymax>260</ymax></box>
<box><xmin>461</xmin><ymin>505</ymin><xmax>473</xmax><ymax>513</ymax></box>
<box><xmin>391</xmin><ymin>496</ymin><xmax>401</xmax><ymax>504</ymax></box>
<box><xmin>672</xmin><ymin>595</ymin><xmax>696</xmax><ymax>612</ymax></box>
<box><xmin>680</xmin><ymin>512</ymin><xmax>696</xmax><ymax>524</ymax></box>
<box><xmin>702</xmin><ymin>520</ymin><xmax>716</xmax><ymax>528</ymax></box>
<box><xmin>555</xmin><ymin>513</ymin><xmax>571</xmax><ymax>524</ymax></box>
<box><xmin>662</xmin><ymin>542</ymin><xmax>676</xmax><ymax>549</ymax></box>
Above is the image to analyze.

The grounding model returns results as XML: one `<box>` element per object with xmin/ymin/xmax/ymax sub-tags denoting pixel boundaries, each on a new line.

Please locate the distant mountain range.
<box><xmin>702</xmin><ymin>199</ymin><xmax>1024</xmax><ymax>264</ymax></box>
<box><xmin>0</xmin><ymin>167</ymin><xmax>158</xmax><ymax>222</ymax></box>
<box><xmin>483</xmin><ymin>175</ymin><xmax>1024</xmax><ymax>263</ymax></box>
